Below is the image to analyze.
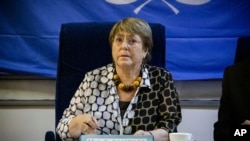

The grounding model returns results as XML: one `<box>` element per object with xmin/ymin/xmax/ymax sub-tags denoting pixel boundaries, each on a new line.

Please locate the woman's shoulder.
<box><xmin>145</xmin><ymin>64</ymin><xmax>174</xmax><ymax>80</ymax></box>
<box><xmin>85</xmin><ymin>63</ymin><xmax>114</xmax><ymax>76</ymax></box>
<box><xmin>227</xmin><ymin>59</ymin><xmax>250</xmax><ymax>73</ymax></box>
<box><xmin>146</xmin><ymin>64</ymin><xmax>171</xmax><ymax>74</ymax></box>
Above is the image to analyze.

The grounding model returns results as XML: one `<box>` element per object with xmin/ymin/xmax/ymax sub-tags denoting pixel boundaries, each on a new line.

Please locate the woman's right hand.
<box><xmin>242</xmin><ymin>120</ymin><xmax>250</xmax><ymax>125</ymax></box>
<box><xmin>69</xmin><ymin>114</ymin><xmax>98</xmax><ymax>138</ymax></box>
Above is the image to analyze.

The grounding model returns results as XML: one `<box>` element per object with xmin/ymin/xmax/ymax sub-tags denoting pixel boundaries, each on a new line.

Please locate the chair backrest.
<box><xmin>55</xmin><ymin>22</ymin><xmax>166</xmax><ymax>140</ymax></box>
<box><xmin>234</xmin><ymin>36</ymin><xmax>250</xmax><ymax>64</ymax></box>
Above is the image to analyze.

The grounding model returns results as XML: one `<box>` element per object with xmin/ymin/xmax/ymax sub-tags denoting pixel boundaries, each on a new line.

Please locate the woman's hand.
<box><xmin>134</xmin><ymin>130</ymin><xmax>151</xmax><ymax>135</ymax></box>
<box><xmin>242</xmin><ymin>120</ymin><xmax>250</xmax><ymax>125</ymax></box>
<box><xmin>134</xmin><ymin>129</ymin><xmax>169</xmax><ymax>141</ymax></box>
<box><xmin>69</xmin><ymin>114</ymin><xmax>98</xmax><ymax>138</ymax></box>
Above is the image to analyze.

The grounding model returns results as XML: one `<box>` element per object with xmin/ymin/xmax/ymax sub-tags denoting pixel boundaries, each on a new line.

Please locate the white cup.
<box><xmin>169</xmin><ymin>132</ymin><xmax>194</xmax><ymax>141</ymax></box>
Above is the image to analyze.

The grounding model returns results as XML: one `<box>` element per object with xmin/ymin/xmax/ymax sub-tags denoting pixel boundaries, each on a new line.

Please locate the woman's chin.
<box><xmin>116</xmin><ymin>61</ymin><xmax>133</xmax><ymax>68</ymax></box>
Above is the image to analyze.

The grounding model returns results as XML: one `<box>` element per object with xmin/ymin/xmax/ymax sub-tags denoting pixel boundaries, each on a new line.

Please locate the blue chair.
<box><xmin>45</xmin><ymin>22</ymin><xmax>166</xmax><ymax>141</ymax></box>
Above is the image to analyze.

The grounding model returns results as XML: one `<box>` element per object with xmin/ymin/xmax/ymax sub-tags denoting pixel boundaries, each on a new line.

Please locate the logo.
<box><xmin>231</xmin><ymin>126</ymin><xmax>250</xmax><ymax>141</ymax></box>
<box><xmin>105</xmin><ymin>0</ymin><xmax>211</xmax><ymax>14</ymax></box>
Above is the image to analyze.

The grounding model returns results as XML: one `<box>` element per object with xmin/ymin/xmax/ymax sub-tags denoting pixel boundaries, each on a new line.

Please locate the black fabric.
<box><xmin>45</xmin><ymin>131</ymin><xmax>55</xmax><ymax>141</ymax></box>
<box><xmin>44</xmin><ymin>22</ymin><xmax>166</xmax><ymax>141</ymax></box>
<box><xmin>213</xmin><ymin>59</ymin><xmax>250</xmax><ymax>141</ymax></box>
<box><xmin>119</xmin><ymin>101</ymin><xmax>130</xmax><ymax>118</ymax></box>
<box><xmin>214</xmin><ymin>36</ymin><xmax>250</xmax><ymax>141</ymax></box>
<box><xmin>234</xmin><ymin>36</ymin><xmax>250</xmax><ymax>64</ymax></box>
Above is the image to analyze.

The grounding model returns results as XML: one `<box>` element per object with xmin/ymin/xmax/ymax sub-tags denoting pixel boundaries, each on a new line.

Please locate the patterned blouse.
<box><xmin>56</xmin><ymin>63</ymin><xmax>182</xmax><ymax>141</ymax></box>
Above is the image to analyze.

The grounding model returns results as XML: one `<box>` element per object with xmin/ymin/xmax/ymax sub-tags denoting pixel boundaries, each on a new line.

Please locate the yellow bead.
<box><xmin>136</xmin><ymin>77</ymin><xmax>142</xmax><ymax>81</ymax></box>
<box><xmin>113</xmin><ymin>74</ymin><xmax>119</xmax><ymax>80</ymax></box>
<box><xmin>133</xmin><ymin>81</ymin><xmax>139</xmax><ymax>87</ymax></box>
<box><xmin>118</xmin><ymin>83</ymin><xmax>124</xmax><ymax>89</ymax></box>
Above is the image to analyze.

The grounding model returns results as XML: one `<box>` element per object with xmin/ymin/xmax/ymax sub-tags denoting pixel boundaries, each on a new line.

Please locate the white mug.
<box><xmin>169</xmin><ymin>132</ymin><xmax>194</xmax><ymax>141</ymax></box>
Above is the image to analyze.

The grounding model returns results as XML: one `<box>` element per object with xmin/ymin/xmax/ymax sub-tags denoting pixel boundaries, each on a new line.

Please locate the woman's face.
<box><xmin>112</xmin><ymin>31</ymin><xmax>147</xmax><ymax>69</ymax></box>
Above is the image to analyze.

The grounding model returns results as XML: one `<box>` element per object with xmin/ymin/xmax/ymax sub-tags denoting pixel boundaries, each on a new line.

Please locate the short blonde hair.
<box><xmin>109</xmin><ymin>17</ymin><xmax>153</xmax><ymax>64</ymax></box>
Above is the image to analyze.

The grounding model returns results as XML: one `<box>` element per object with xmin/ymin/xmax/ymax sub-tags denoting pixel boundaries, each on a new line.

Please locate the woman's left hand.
<box><xmin>242</xmin><ymin>120</ymin><xmax>250</xmax><ymax>125</ymax></box>
<box><xmin>135</xmin><ymin>129</ymin><xmax>169</xmax><ymax>141</ymax></box>
<box><xmin>134</xmin><ymin>130</ymin><xmax>151</xmax><ymax>135</ymax></box>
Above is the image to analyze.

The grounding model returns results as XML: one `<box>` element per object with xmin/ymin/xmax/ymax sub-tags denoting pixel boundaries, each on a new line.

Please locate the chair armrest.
<box><xmin>45</xmin><ymin>131</ymin><xmax>55</xmax><ymax>141</ymax></box>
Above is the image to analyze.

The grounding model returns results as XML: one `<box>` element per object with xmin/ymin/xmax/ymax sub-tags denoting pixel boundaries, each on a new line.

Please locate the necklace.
<box><xmin>113</xmin><ymin>74</ymin><xmax>142</xmax><ymax>92</ymax></box>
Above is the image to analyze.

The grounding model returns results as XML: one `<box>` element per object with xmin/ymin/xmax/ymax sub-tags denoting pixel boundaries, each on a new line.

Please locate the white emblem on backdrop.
<box><xmin>105</xmin><ymin>0</ymin><xmax>210</xmax><ymax>14</ymax></box>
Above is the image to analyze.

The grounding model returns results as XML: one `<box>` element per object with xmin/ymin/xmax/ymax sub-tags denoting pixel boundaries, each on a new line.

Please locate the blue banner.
<box><xmin>0</xmin><ymin>0</ymin><xmax>250</xmax><ymax>80</ymax></box>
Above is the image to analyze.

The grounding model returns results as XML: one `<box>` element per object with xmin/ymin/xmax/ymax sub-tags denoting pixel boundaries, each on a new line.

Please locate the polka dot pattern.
<box><xmin>56</xmin><ymin>64</ymin><xmax>182</xmax><ymax>141</ymax></box>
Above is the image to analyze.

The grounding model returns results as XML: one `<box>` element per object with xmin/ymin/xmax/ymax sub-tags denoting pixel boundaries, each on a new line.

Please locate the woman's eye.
<box><xmin>115</xmin><ymin>38</ymin><xmax>123</xmax><ymax>43</ymax></box>
<box><xmin>128</xmin><ymin>39</ymin><xmax>137</xmax><ymax>45</ymax></box>
<box><xmin>131</xmin><ymin>39</ymin><xmax>137</xmax><ymax>43</ymax></box>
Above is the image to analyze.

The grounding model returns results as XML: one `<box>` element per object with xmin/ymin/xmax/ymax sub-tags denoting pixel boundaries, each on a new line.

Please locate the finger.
<box><xmin>81</xmin><ymin>123</ymin><xmax>89</xmax><ymax>134</ymax></box>
<box><xmin>82</xmin><ymin>122</ymin><xmax>98</xmax><ymax>135</ymax></box>
<box><xmin>91</xmin><ymin>117</ymin><xmax>99</xmax><ymax>128</ymax></box>
<box><xmin>83</xmin><ymin>118</ymin><xmax>98</xmax><ymax>130</ymax></box>
<box><xmin>86</xmin><ymin>117</ymin><xmax>98</xmax><ymax>128</ymax></box>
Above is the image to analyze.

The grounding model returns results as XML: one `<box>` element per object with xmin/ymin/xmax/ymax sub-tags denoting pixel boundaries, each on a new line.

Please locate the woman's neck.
<box><xmin>115</xmin><ymin>65</ymin><xmax>141</xmax><ymax>85</ymax></box>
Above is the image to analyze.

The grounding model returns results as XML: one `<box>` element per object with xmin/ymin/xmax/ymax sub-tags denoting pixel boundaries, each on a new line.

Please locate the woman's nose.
<box><xmin>121</xmin><ymin>40</ymin><xmax>129</xmax><ymax>50</ymax></box>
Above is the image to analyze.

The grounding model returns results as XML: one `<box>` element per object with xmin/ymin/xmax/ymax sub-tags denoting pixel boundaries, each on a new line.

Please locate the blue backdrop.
<box><xmin>0</xmin><ymin>0</ymin><xmax>250</xmax><ymax>80</ymax></box>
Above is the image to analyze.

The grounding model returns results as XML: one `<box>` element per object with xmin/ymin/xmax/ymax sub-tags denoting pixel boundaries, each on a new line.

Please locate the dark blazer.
<box><xmin>214</xmin><ymin>59</ymin><xmax>250</xmax><ymax>141</ymax></box>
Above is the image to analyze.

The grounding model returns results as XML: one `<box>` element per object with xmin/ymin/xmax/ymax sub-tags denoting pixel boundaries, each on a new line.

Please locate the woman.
<box><xmin>56</xmin><ymin>17</ymin><xmax>182</xmax><ymax>141</ymax></box>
